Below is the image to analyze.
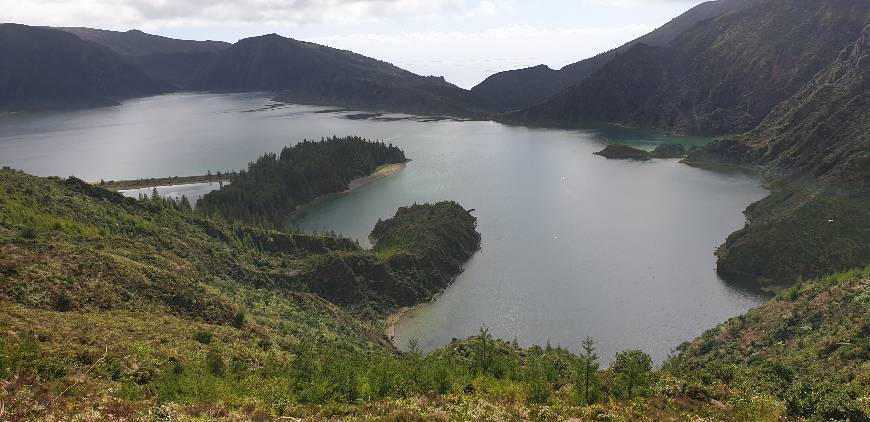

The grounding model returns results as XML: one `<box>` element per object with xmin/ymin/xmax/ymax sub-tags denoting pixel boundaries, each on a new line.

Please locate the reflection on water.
<box><xmin>0</xmin><ymin>93</ymin><xmax>771</xmax><ymax>364</ymax></box>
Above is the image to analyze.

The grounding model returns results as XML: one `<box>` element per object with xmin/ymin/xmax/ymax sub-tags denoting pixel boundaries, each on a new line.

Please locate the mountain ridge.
<box><xmin>0</xmin><ymin>24</ymin><xmax>168</xmax><ymax>110</ymax></box>
<box><xmin>505</xmin><ymin>0</ymin><xmax>870</xmax><ymax>135</ymax></box>
<box><xmin>1</xmin><ymin>25</ymin><xmax>495</xmax><ymax>116</ymax></box>
<box><xmin>471</xmin><ymin>0</ymin><xmax>761</xmax><ymax>112</ymax></box>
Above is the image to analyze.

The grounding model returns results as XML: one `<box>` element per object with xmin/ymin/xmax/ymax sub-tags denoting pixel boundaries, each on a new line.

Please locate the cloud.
<box><xmin>0</xmin><ymin>0</ymin><xmax>515</xmax><ymax>29</ymax></box>
<box><xmin>308</xmin><ymin>23</ymin><xmax>654</xmax><ymax>88</ymax></box>
<box><xmin>587</xmin><ymin>0</ymin><xmax>702</xmax><ymax>7</ymax></box>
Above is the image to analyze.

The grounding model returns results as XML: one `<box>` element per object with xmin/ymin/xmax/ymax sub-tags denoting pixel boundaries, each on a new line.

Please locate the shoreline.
<box><xmin>385</xmin><ymin>306</ymin><xmax>412</xmax><ymax>341</ymax></box>
<box><xmin>384</xmin><ymin>285</ymin><xmax>448</xmax><ymax>348</ymax></box>
<box><xmin>345</xmin><ymin>162</ymin><xmax>407</xmax><ymax>193</ymax></box>
<box><xmin>290</xmin><ymin>161</ymin><xmax>408</xmax><ymax>224</ymax></box>
<box><xmin>92</xmin><ymin>174</ymin><xmax>233</xmax><ymax>191</ymax></box>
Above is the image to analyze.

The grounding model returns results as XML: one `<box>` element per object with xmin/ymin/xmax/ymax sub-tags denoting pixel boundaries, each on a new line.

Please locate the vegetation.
<box><xmin>689</xmin><ymin>24</ymin><xmax>870</xmax><ymax>287</ymax></box>
<box><xmin>2</xmin><ymin>167</ymin><xmax>867</xmax><ymax>420</ymax></box>
<box><xmin>197</xmin><ymin>136</ymin><xmax>407</xmax><ymax>228</ymax></box>
<box><xmin>0</xmin><ymin>24</ymin><xmax>166</xmax><ymax>111</ymax></box>
<box><xmin>715</xmin><ymin>185</ymin><xmax>870</xmax><ymax>286</ymax></box>
<box><xmin>672</xmin><ymin>266</ymin><xmax>870</xmax><ymax>421</ymax></box>
<box><xmin>593</xmin><ymin>144</ymin><xmax>650</xmax><ymax>160</ymax></box>
<box><xmin>649</xmin><ymin>143</ymin><xmax>686</xmax><ymax>158</ymax></box>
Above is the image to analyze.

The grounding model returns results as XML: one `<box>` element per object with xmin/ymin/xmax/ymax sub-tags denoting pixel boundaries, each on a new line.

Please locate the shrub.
<box><xmin>20</xmin><ymin>224</ymin><xmax>38</xmax><ymax>239</ymax></box>
<box><xmin>192</xmin><ymin>331</ymin><xmax>213</xmax><ymax>345</ymax></box>
<box><xmin>611</xmin><ymin>350</ymin><xmax>653</xmax><ymax>399</ymax></box>
<box><xmin>207</xmin><ymin>349</ymin><xmax>225</xmax><ymax>376</ymax></box>
<box><xmin>232</xmin><ymin>311</ymin><xmax>246</xmax><ymax>329</ymax></box>
<box><xmin>51</xmin><ymin>291</ymin><xmax>74</xmax><ymax>312</ymax></box>
<box><xmin>731</xmin><ymin>388</ymin><xmax>786</xmax><ymax>422</ymax></box>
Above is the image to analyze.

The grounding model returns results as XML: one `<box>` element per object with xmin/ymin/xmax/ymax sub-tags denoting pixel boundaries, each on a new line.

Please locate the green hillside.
<box><xmin>2</xmin><ymin>168</ymin><xmax>867</xmax><ymax>420</ymax></box>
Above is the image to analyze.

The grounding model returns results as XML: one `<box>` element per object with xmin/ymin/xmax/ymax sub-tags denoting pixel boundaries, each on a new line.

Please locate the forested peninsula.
<box><xmin>197</xmin><ymin>136</ymin><xmax>407</xmax><ymax>228</ymax></box>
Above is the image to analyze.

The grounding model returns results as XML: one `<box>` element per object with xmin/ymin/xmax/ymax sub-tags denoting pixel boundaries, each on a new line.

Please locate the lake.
<box><xmin>0</xmin><ymin>93</ymin><xmax>770</xmax><ymax>363</ymax></box>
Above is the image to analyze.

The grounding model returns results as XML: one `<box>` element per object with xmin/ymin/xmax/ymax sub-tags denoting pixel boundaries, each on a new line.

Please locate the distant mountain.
<box><xmin>507</xmin><ymin>0</ymin><xmax>870</xmax><ymax>135</ymax></box>
<box><xmin>472</xmin><ymin>0</ymin><xmax>759</xmax><ymax>112</ymax></box>
<box><xmin>59</xmin><ymin>27</ymin><xmax>229</xmax><ymax>56</ymax></box>
<box><xmin>0</xmin><ymin>26</ymin><xmax>493</xmax><ymax>116</ymax></box>
<box><xmin>0</xmin><ymin>24</ymin><xmax>166</xmax><ymax>110</ymax></box>
<box><xmin>194</xmin><ymin>34</ymin><xmax>495</xmax><ymax>116</ymax></box>
<box><xmin>58</xmin><ymin>27</ymin><xmax>231</xmax><ymax>87</ymax></box>
<box><xmin>469</xmin><ymin>64</ymin><xmax>569</xmax><ymax>113</ymax></box>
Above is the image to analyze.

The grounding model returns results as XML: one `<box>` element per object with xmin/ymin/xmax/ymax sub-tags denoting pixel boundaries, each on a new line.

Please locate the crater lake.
<box><xmin>0</xmin><ymin>92</ymin><xmax>770</xmax><ymax>363</ymax></box>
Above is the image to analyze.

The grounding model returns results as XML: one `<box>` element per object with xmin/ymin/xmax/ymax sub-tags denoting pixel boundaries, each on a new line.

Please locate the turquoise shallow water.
<box><xmin>0</xmin><ymin>92</ymin><xmax>770</xmax><ymax>363</ymax></box>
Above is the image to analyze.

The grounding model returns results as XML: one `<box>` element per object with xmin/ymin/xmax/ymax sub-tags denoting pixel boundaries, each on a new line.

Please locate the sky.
<box><xmin>1</xmin><ymin>0</ymin><xmax>706</xmax><ymax>88</ymax></box>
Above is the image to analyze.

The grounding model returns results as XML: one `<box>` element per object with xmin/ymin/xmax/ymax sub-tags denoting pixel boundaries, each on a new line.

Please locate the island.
<box><xmin>593</xmin><ymin>144</ymin><xmax>650</xmax><ymax>160</ymax></box>
<box><xmin>594</xmin><ymin>143</ymin><xmax>688</xmax><ymax>160</ymax></box>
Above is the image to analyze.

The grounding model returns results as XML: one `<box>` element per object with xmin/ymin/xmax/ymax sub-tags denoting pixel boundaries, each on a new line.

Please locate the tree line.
<box><xmin>196</xmin><ymin>136</ymin><xmax>406</xmax><ymax>227</ymax></box>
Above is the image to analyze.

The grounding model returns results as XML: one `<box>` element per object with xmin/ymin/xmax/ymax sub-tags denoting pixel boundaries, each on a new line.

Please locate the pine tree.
<box><xmin>578</xmin><ymin>336</ymin><xmax>600</xmax><ymax>404</ymax></box>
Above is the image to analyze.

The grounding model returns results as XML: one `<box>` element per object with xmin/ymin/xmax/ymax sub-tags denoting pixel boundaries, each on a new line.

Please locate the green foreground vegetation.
<box><xmin>1</xmin><ymin>163</ymin><xmax>868</xmax><ymax>420</ymax></box>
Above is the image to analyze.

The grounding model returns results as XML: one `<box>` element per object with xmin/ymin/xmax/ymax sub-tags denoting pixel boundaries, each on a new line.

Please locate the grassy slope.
<box><xmin>675</xmin><ymin>268</ymin><xmax>870</xmax><ymax>420</ymax></box>
<box><xmin>1</xmin><ymin>169</ymin><xmax>867</xmax><ymax>420</ymax></box>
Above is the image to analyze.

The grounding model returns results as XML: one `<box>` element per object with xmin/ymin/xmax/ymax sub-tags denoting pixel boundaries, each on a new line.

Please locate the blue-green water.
<box><xmin>0</xmin><ymin>93</ymin><xmax>769</xmax><ymax>363</ymax></box>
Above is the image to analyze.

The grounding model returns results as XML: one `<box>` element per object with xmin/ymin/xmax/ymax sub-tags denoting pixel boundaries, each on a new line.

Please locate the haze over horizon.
<box><xmin>2</xmin><ymin>0</ymin><xmax>705</xmax><ymax>88</ymax></box>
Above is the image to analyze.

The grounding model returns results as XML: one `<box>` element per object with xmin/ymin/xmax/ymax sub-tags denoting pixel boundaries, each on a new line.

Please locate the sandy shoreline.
<box><xmin>384</xmin><ymin>288</ymin><xmax>447</xmax><ymax>347</ymax></box>
<box><xmin>385</xmin><ymin>306</ymin><xmax>412</xmax><ymax>340</ymax></box>
<box><xmin>345</xmin><ymin>162</ymin><xmax>407</xmax><ymax>193</ymax></box>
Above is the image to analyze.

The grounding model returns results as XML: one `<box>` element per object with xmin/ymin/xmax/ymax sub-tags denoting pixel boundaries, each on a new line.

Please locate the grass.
<box><xmin>1</xmin><ymin>168</ymin><xmax>867</xmax><ymax>420</ymax></box>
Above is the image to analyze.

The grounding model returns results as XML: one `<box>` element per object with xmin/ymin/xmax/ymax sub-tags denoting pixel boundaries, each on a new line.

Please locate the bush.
<box><xmin>731</xmin><ymin>388</ymin><xmax>786</xmax><ymax>422</ymax></box>
<box><xmin>611</xmin><ymin>350</ymin><xmax>653</xmax><ymax>399</ymax></box>
<box><xmin>232</xmin><ymin>311</ymin><xmax>246</xmax><ymax>329</ymax></box>
<box><xmin>51</xmin><ymin>291</ymin><xmax>74</xmax><ymax>312</ymax></box>
<box><xmin>20</xmin><ymin>224</ymin><xmax>38</xmax><ymax>239</ymax></box>
<box><xmin>192</xmin><ymin>331</ymin><xmax>213</xmax><ymax>345</ymax></box>
<box><xmin>207</xmin><ymin>349</ymin><xmax>225</xmax><ymax>376</ymax></box>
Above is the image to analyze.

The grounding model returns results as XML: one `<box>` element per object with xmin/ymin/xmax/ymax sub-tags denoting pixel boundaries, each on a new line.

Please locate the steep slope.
<box><xmin>472</xmin><ymin>0</ymin><xmax>759</xmax><ymax>112</ymax></box>
<box><xmin>508</xmin><ymin>0</ymin><xmax>870</xmax><ymax>135</ymax></box>
<box><xmin>723</xmin><ymin>24</ymin><xmax>870</xmax><ymax>187</ymax></box>
<box><xmin>195</xmin><ymin>34</ymin><xmax>494</xmax><ymax>116</ymax></box>
<box><xmin>684</xmin><ymin>24</ymin><xmax>870</xmax><ymax>286</ymax></box>
<box><xmin>0</xmin><ymin>24</ymin><xmax>166</xmax><ymax>110</ymax></box>
<box><xmin>559</xmin><ymin>0</ymin><xmax>761</xmax><ymax>81</ymax></box>
<box><xmin>675</xmin><ymin>268</ymin><xmax>869</xmax><ymax>421</ymax></box>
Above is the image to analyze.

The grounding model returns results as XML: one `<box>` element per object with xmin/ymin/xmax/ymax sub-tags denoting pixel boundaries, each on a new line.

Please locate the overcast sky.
<box><xmin>2</xmin><ymin>0</ymin><xmax>706</xmax><ymax>88</ymax></box>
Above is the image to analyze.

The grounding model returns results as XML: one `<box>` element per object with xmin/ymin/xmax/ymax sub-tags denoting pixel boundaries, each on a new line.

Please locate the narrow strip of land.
<box><xmin>91</xmin><ymin>174</ymin><xmax>234</xmax><ymax>191</ymax></box>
